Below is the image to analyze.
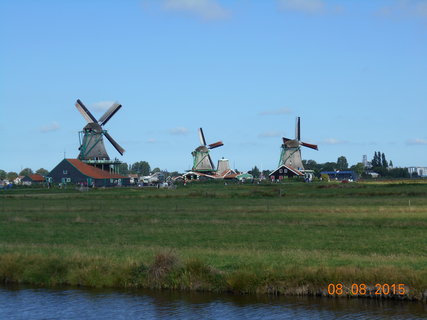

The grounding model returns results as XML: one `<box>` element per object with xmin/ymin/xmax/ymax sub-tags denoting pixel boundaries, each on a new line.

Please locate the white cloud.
<box><xmin>259</xmin><ymin>131</ymin><xmax>281</xmax><ymax>138</ymax></box>
<box><xmin>39</xmin><ymin>122</ymin><xmax>60</xmax><ymax>133</ymax></box>
<box><xmin>378</xmin><ymin>0</ymin><xmax>427</xmax><ymax>19</ymax></box>
<box><xmin>258</xmin><ymin>107</ymin><xmax>292</xmax><ymax>116</ymax></box>
<box><xmin>322</xmin><ymin>138</ymin><xmax>345</xmax><ymax>145</ymax></box>
<box><xmin>162</xmin><ymin>0</ymin><xmax>230</xmax><ymax>20</ymax></box>
<box><xmin>170</xmin><ymin>127</ymin><xmax>189</xmax><ymax>135</ymax></box>
<box><xmin>278</xmin><ymin>0</ymin><xmax>325</xmax><ymax>14</ymax></box>
<box><xmin>92</xmin><ymin>101</ymin><xmax>115</xmax><ymax>112</ymax></box>
<box><xmin>406</xmin><ymin>138</ymin><xmax>427</xmax><ymax>145</ymax></box>
<box><xmin>146</xmin><ymin>138</ymin><xmax>158</xmax><ymax>143</ymax></box>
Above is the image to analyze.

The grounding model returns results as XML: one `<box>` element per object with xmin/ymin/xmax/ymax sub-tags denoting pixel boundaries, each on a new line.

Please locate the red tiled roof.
<box><xmin>66</xmin><ymin>159</ymin><xmax>127</xmax><ymax>179</ymax></box>
<box><xmin>29</xmin><ymin>174</ymin><xmax>45</xmax><ymax>182</ymax></box>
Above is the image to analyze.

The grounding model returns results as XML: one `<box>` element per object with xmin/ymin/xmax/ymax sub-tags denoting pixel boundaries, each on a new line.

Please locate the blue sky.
<box><xmin>1</xmin><ymin>0</ymin><xmax>426</xmax><ymax>173</ymax></box>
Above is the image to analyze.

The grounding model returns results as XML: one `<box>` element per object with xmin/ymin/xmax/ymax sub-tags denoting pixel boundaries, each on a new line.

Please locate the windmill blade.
<box><xmin>301</xmin><ymin>141</ymin><xmax>318</xmax><ymax>150</ymax></box>
<box><xmin>295</xmin><ymin>117</ymin><xmax>301</xmax><ymax>141</ymax></box>
<box><xmin>198</xmin><ymin>128</ymin><xmax>207</xmax><ymax>146</ymax></box>
<box><xmin>75</xmin><ymin>99</ymin><xmax>97</xmax><ymax>123</ymax></box>
<box><xmin>104</xmin><ymin>132</ymin><xmax>125</xmax><ymax>155</ymax></box>
<box><xmin>98</xmin><ymin>103</ymin><xmax>122</xmax><ymax>126</ymax></box>
<box><xmin>208</xmin><ymin>141</ymin><xmax>223</xmax><ymax>149</ymax></box>
<box><xmin>208</xmin><ymin>154</ymin><xmax>215</xmax><ymax>170</ymax></box>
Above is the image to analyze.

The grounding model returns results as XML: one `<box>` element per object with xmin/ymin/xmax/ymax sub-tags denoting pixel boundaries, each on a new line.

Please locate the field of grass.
<box><xmin>0</xmin><ymin>181</ymin><xmax>426</xmax><ymax>300</ymax></box>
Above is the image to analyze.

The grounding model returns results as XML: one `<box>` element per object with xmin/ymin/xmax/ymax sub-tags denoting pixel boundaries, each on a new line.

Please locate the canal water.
<box><xmin>0</xmin><ymin>286</ymin><xmax>426</xmax><ymax>319</ymax></box>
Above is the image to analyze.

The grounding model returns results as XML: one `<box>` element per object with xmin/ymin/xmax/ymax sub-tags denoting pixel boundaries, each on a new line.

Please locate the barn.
<box><xmin>269</xmin><ymin>165</ymin><xmax>303</xmax><ymax>180</ymax></box>
<box><xmin>21</xmin><ymin>174</ymin><xmax>45</xmax><ymax>185</ymax></box>
<box><xmin>47</xmin><ymin>158</ymin><xmax>130</xmax><ymax>187</ymax></box>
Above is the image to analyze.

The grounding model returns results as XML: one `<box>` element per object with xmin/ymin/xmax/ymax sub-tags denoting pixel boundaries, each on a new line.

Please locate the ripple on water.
<box><xmin>0</xmin><ymin>287</ymin><xmax>426</xmax><ymax>320</ymax></box>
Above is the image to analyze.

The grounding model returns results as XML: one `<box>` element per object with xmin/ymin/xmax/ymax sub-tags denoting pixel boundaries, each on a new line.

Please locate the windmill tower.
<box><xmin>279</xmin><ymin>117</ymin><xmax>318</xmax><ymax>171</ymax></box>
<box><xmin>75</xmin><ymin>99</ymin><xmax>125</xmax><ymax>172</ymax></box>
<box><xmin>191</xmin><ymin>128</ymin><xmax>223</xmax><ymax>173</ymax></box>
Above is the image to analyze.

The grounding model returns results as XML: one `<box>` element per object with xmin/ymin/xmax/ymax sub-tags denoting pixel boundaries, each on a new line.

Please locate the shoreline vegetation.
<box><xmin>0</xmin><ymin>181</ymin><xmax>426</xmax><ymax>301</ymax></box>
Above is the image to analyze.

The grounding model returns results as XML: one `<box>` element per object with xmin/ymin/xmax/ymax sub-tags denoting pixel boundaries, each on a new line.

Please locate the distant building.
<box><xmin>13</xmin><ymin>176</ymin><xmax>24</xmax><ymax>185</ymax></box>
<box><xmin>366</xmin><ymin>171</ymin><xmax>379</xmax><ymax>178</ymax></box>
<box><xmin>47</xmin><ymin>159</ymin><xmax>130</xmax><ymax>187</ymax></box>
<box><xmin>407</xmin><ymin>167</ymin><xmax>427</xmax><ymax>177</ymax></box>
<box><xmin>362</xmin><ymin>155</ymin><xmax>371</xmax><ymax>168</ymax></box>
<box><xmin>320</xmin><ymin>170</ymin><xmax>358</xmax><ymax>181</ymax></box>
<box><xmin>21</xmin><ymin>174</ymin><xmax>45</xmax><ymax>186</ymax></box>
<box><xmin>128</xmin><ymin>174</ymin><xmax>139</xmax><ymax>184</ymax></box>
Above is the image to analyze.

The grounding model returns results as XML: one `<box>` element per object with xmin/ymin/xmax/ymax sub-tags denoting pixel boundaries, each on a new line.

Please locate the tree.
<box><xmin>381</xmin><ymin>153</ymin><xmax>388</xmax><ymax>168</ymax></box>
<box><xmin>152</xmin><ymin>167</ymin><xmax>161</xmax><ymax>173</ymax></box>
<box><xmin>371</xmin><ymin>152</ymin><xmax>380</xmax><ymax>167</ymax></box>
<box><xmin>302</xmin><ymin>160</ymin><xmax>318</xmax><ymax>170</ymax></box>
<box><xmin>320</xmin><ymin>162</ymin><xmax>337</xmax><ymax>172</ymax></box>
<box><xmin>250</xmin><ymin>166</ymin><xmax>260</xmax><ymax>178</ymax></box>
<box><xmin>388</xmin><ymin>168</ymin><xmax>409</xmax><ymax>178</ymax></box>
<box><xmin>19</xmin><ymin>168</ymin><xmax>33</xmax><ymax>176</ymax></box>
<box><xmin>130</xmin><ymin>161</ymin><xmax>150</xmax><ymax>176</ymax></box>
<box><xmin>7</xmin><ymin>172</ymin><xmax>18</xmax><ymax>180</ymax></box>
<box><xmin>35</xmin><ymin>168</ymin><xmax>49</xmax><ymax>176</ymax></box>
<box><xmin>262</xmin><ymin>170</ymin><xmax>271</xmax><ymax>178</ymax></box>
<box><xmin>350</xmin><ymin>162</ymin><xmax>365</xmax><ymax>177</ymax></box>
<box><xmin>118</xmin><ymin>162</ymin><xmax>130</xmax><ymax>175</ymax></box>
<box><xmin>336</xmin><ymin>156</ymin><xmax>348</xmax><ymax>170</ymax></box>
<box><xmin>168</xmin><ymin>171</ymin><xmax>181</xmax><ymax>178</ymax></box>
<box><xmin>0</xmin><ymin>170</ymin><xmax>6</xmax><ymax>180</ymax></box>
<box><xmin>389</xmin><ymin>160</ymin><xmax>393</xmax><ymax>167</ymax></box>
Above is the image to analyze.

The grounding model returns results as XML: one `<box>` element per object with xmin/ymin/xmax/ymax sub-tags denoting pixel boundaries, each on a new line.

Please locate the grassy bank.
<box><xmin>0</xmin><ymin>182</ymin><xmax>426</xmax><ymax>300</ymax></box>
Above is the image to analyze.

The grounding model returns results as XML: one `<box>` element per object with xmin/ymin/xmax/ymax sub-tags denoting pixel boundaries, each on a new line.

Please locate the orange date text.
<box><xmin>327</xmin><ymin>283</ymin><xmax>406</xmax><ymax>296</ymax></box>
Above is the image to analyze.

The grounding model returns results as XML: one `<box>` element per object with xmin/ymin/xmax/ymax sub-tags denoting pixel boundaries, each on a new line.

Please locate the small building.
<box><xmin>320</xmin><ymin>170</ymin><xmax>357</xmax><ymax>181</ymax></box>
<box><xmin>47</xmin><ymin>159</ymin><xmax>130</xmax><ymax>187</ymax></box>
<box><xmin>269</xmin><ymin>165</ymin><xmax>304</xmax><ymax>181</ymax></box>
<box><xmin>13</xmin><ymin>176</ymin><xmax>24</xmax><ymax>185</ymax></box>
<box><xmin>407</xmin><ymin>167</ymin><xmax>427</xmax><ymax>177</ymax></box>
<box><xmin>21</xmin><ymin>174</ymin><xmax>45</xmax><ymax>186</ymax></box>
<box><xmin>128</xmin><ymin>174</ymin><xmax>139</xmax><ymax>184</ymax></box>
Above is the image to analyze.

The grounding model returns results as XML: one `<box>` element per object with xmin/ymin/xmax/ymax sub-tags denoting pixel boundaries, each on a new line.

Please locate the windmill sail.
<box><xmin>99</xmin><ymin>103</ymin><xmax>122</xmax><ymax>126</ymax></box>
<box><xmin>208</xmin><ymin>141</ymin><xmax>223</xmax><ymax>149</ymax></box>
<box><xmin>75</xmin><ymin>99</ymin><xmax>97</xmax><ymax>123</ymax></box>
<box><xmin>198</xmin><ymin>128</ymin><xmax>207</xmax><ymax>146</ymax></box>
<box><xmin>104</xmin><ymin>132</ymin><xmax>125</xmax><ymax>155</ymax></box>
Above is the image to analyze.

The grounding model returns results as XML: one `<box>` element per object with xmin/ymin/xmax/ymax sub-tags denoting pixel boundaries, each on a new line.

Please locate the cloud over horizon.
<box><xmin>278</xmin><ymin>0</ymin><xmax>325</xmax><ymax>14</ymax></box>
<box><xmin>39</xmin><ymin>122</ymin><xmax>60</xmax><ymax>133</ymax></box>
<box><xmin>406</xmin><ymin>138</ymin><xmax>427</xmax><ymax>145</ymax></box>
<box><xmin>258</xmin><ymin>107</ymin><xmax>292</xmax><ymax>116</ymax></box>
<box><xmin>259</xmin><ymin>131</ymin><xmax>281</xmax><ymax>138</ymax></box>
<box><xmin>170</xmin><ymin>127</ymin><xmax>189</xmax><ymax>135</ymax></box>
<box><xmin>378</xmin><ymin>0</ymin><xmax>427</xmax><ymax>20</ymax></box>
<box><xmin>162</xmin><ymin>0</ymin><xmax>230</xmax><ymax>20</ymax></box>
<box><xmin>321</xmin><ymin>138</ymin><xmax>346</xmax><ymax>145</ymax></box>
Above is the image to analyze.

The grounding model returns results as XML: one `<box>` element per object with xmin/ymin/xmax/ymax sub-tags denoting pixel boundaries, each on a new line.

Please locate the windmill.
<box><xmin>279</xmin><ymin>117</ymin><xmax>318</xmax><ymax>171</ymax></box>
<box><xmin>191</xmin><ymin>128</ymin><xmax>223</xmax><ymax>173</ymax></box>
<box><xmin>75</xmin><ymin>99</ymin><xmax>125</xmax><ymax>171</ymax></box>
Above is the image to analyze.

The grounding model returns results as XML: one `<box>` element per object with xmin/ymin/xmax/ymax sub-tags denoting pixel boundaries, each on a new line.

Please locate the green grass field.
<box><xmin>0</xmin><ymin>181</ymin><xmax>426</xmax><ymax>299</ymax></box>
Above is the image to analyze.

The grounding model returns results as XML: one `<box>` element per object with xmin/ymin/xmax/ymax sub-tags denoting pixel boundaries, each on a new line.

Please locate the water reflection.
<box><xmin>0</xmin><ymin>286</ymin><xmax>425</xmax><ymax>320</ymax></box>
